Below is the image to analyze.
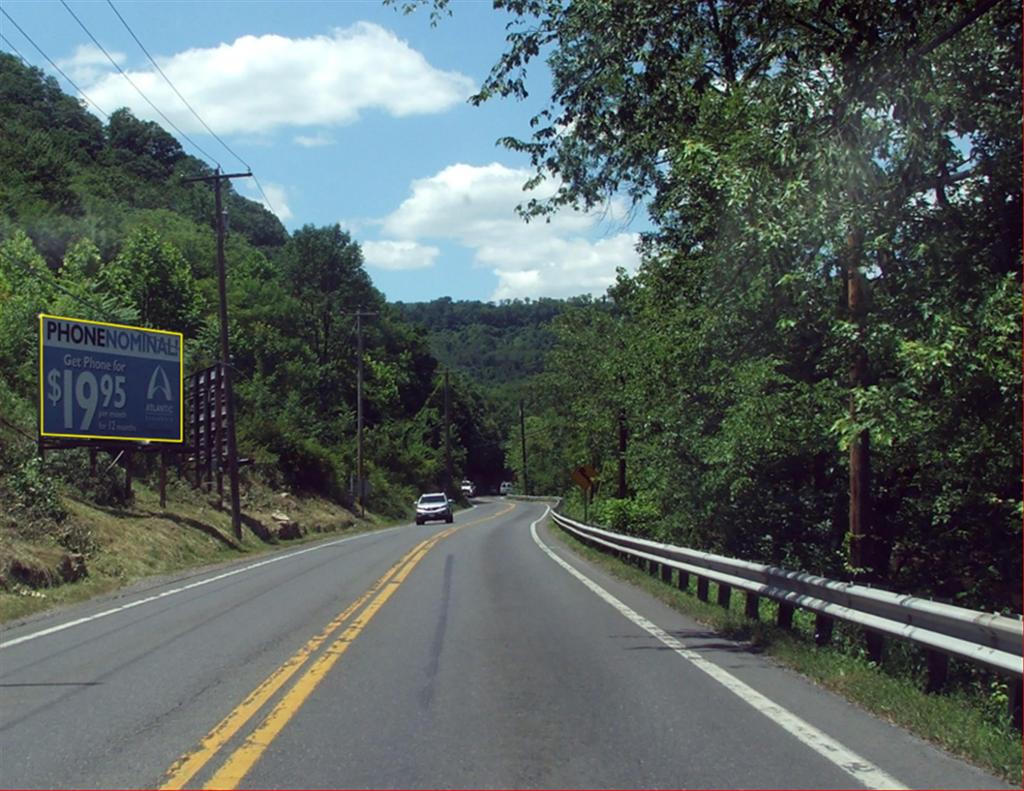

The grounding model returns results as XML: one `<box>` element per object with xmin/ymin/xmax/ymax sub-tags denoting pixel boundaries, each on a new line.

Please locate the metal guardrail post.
<box><xmin>925</xmin><ymin>650</ymin><xmax>948</xmax><ymax>693</ymax></box>
<box><xmin>866</xmin><ymin>631</ymin><xmax>885</xmax><ymax>664</ymax></box>
<box><xmin>745</xmin><ymin>592</ymin><xmax>760</xmax><ymax>620</ymax></box>
<box><xmin>814</xmin><ymin>613</ymin><xmax>834</xmax><ymax>645</ymax></box>
<box><xmin>696</xmin><ymin>577</ymin><xmax>709</xmax><ymax>602</ymax></box>
<box><xmin>678</xmin><ymin>569</ymin><xmax>689</xmax><ymax>591</ymax></box>
<box><xmin>777</xmin><ymin>602</ymin><xmax>794</xmax><ymax>629</ymax></box>
<box><xmin>717</xmin><ymin>583</ymin><xmax>731</xmax><ymax>610</ymax></box>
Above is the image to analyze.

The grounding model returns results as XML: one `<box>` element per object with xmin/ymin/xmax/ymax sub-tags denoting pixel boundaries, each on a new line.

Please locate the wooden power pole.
<box><xmin>444</xmin><ymin>369</ymin><xmax>452</xmax><ymax>496</ymax></box>
<box><xmin>519</xmin><ymin>400</ymin><xmax>529</xmax><ymax>496</ymax></box>
<box><xmin>353</xmin><ymin>308</ymin><xmax>377</xmax><ymax>517</ymax></box>
<box><xmin>182</xmin><ymin>168</ymin><xmax>251</xmax><ymax>540</ymax></box>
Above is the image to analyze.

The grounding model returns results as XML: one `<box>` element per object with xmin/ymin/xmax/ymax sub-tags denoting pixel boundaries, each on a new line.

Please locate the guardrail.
<box><xmin>550</xmin><ymin>510</ymin><xmax>1023</xmax><ymax>722</ymax></box>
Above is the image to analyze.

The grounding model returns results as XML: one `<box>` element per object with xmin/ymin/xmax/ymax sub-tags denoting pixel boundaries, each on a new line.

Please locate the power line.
<box><xmin>59</xmin><ymin>0</ymin><xmax>221</xmax><ymax>169</ymax></box>
<box><xmin>250</xmin><ymin>173</ymin><xmax>282</xmax><ymax>222</ymax></box>
<box><xmin>0</xmin><ymin>8</ymin><xmax>109</xmax><ymax>119</ymax></box>
<box><xmin>0</xmin><ymin>32</ymin><xmax>29</xmax><ymax>64</ymax></box>
<box><xmin>102</xmin><ymin>0</ymin><xmax>282</xmax><ymax>221</ymax></box>
<box><xmin>104</xmin><ymin>0</ymin><xmax>249</xmax><ymax>172</ymax></box>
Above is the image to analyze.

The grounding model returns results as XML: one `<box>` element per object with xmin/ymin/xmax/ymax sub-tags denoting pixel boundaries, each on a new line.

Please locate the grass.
<box><xmin>545</xmin><ymin>521</ymin><xmax>1023</xmax><ymax>786</ymax></box>
<box><xmin>0</xmin><ymin>474</ymin><xmax>400</xmax><ymax>626</ymax></box>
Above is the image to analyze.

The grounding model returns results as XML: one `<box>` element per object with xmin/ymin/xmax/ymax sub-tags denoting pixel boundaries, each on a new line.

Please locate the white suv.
<box><xmin>415</xmin><ymin>492</ymin><xmax>453</xmax><ymax>525</ymax></box>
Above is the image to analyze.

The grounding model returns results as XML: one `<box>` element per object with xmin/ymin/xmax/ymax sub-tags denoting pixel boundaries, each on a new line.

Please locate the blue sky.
<box><xmin>1</xmin><ymin>0</ymin><xmax>644</xmax><ymax>303</ymax></box>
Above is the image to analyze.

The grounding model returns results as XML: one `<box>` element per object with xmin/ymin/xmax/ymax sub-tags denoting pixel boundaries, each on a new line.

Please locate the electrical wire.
<box><xmin>249</xmin><ymin>173</ymin><xmax>282</xmax><ymax>222</ymax></box>
<box><xmin>0</xmin><ymin>32</ymin><xmax>29</xmax><ymax>64</ymax></box>
<box><xmin>103</xmin><ymin>0</ymin><xmax>282</xmax><ymax>220</ymax></box>
<box><xmin>0</xmin><ymin>8</ymin><xmax>109</xmax><ymax>119</ymax></box>
<box><xmin>104</xmin><ymin>0</ymin><xmax>248</xmax><ymax>172</ymax></box>
<box><xmin>59</xmin><ymin>0</ymin><xmax>221</xmax><ymax>169</ymax></box>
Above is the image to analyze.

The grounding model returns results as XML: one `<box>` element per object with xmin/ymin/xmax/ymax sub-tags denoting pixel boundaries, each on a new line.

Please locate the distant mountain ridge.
<box><xmin>393</xmin><ymin>295</ymin><xmax>605</xmax><ymax>388</ymax></box>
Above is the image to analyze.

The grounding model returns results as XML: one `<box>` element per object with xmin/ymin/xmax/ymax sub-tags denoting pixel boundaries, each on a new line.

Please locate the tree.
<box><xmin>282</xmin><ymin>225</ymin><xmax>376</xmax><ymax>366</ymax></box>
<box><xmin>401</xmin><ymin>0</ymin><xmax>1020</xmax><ymax>605</ymax></box>
<box><xmin>100</xmin><ymin>226</ymin><xmax>203</xmax><ymax>334</ymax></box>
<box><xmin>105</xmin><ymin>108</ymin><xmax>184</xmax><ymax>179</ymax></box>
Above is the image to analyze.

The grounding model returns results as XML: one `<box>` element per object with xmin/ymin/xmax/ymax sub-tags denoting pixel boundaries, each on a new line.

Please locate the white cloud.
<box><xmin>244</xmin><ymin>181</ymin><xmax>292</xmax><ymax>221</ymax></box>
<box><xmin>81</xmin><ymin>23</ymin><xmax>475</xmax><ymax>134</ymax></box>
<box><xmin>491</xmin><ymin>234</ymin><xmax>638</xmax><ymax>301</ymax></box>
<box><xmin>294</xmin><ymin>133</ymin><xmax>334</xmax><ymax>148</ymax></box>
<box><xmin>57</xmin><ymin>43</ymin><xmax>125</xmax><ymax>85</ymax></box>
<box><xmin>362</xmin><ymin>240</ymin><xmax>439</xmax><ymax>271</ymax></box>
<box><xmin>376</xmin><ymin>162</ymin><xmax>640</xmax><ymax>300</ymax></box>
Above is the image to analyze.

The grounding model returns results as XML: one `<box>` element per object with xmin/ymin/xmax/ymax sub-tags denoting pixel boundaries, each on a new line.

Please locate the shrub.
<box><xmin>7</xmin><ymin>456</ymin><xmax>67</xmax><ymax>523</ymax></box>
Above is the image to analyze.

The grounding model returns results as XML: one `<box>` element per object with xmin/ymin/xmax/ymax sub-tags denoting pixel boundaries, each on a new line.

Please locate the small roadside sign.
<box><xmin>571</xmin><ymin>464</ymin><xmax>598</xmax><ymax>492</ymax></box>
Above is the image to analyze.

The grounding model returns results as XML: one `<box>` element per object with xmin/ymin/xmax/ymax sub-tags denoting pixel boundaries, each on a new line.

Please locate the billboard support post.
<box><xmin>159</xmin><ymin>452</ymin><xmax>167</xmax><ymax>509</ymax></box>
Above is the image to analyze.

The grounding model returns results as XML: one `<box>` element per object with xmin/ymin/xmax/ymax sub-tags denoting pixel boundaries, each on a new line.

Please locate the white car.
<box><xmin>415</xmin><ymin>492</ymin><xmax>453</xmax><ymax>525</ymax></box>
<box><xmin>460</xmin><ymin>479</ymin><xmax>476</xmax><ymax>497</ymax></box>
<box><xmin>499</xmin><ymin>482</ymin><xmax>514</xmax><ymax>495</ymax></box>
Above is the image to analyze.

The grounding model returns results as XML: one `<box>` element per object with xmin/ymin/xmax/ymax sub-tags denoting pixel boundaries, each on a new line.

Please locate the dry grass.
<box><xmin>0</xmin><ymin>476</ymin><xmax>387</xmax><ymax>625</ymax></box>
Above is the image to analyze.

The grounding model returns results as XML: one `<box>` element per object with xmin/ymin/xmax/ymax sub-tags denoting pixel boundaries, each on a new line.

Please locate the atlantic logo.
<box><xmin>147</xmin><ymin>366</ymin><xmax>174</xmax><ymax>401</ymax></box>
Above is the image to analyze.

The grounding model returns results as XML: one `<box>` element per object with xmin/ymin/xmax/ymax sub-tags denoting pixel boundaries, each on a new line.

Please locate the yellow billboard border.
<box><xmin>38</xmin><ymin>313</ymin><xmax>185</xmax><ymax>444</ymax></box>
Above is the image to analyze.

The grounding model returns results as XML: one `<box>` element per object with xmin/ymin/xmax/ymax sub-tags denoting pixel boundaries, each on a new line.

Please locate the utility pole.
<box><xmin>352</xmin><ymin>308</ymin><xmax>377</xmax><ymax>518</ymax></box>
<box><xmin>444</xmin><ymin>369</ymin><xmax>452</xmax><ymax>496</ymax></box>
<box><xmin>617</xmin><ymin>407</ymin><xmax>628</xmax><ymax>498</ymax></box>
<box><xmin>182</xmin><ymin>168</ymin><xmax>250</xmax><ymax>540</ymax></box>
<box><xmin>519</xmin><ymin>400</ymin><xmax>529</xmax><ymax>496</ymax></box>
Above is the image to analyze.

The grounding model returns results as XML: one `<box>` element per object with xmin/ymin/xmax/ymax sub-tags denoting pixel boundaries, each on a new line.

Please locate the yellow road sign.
<box><xmin>571</xmin><ymin>464</ymin><xmax>598</xmax><ymax>491</ymax></box>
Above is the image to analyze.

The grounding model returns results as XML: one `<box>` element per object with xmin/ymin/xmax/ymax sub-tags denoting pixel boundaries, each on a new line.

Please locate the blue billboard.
<box><xmin>39</xmin><ymin>314</ymin><xmax>183</xmax><ymax>443</ymax></box>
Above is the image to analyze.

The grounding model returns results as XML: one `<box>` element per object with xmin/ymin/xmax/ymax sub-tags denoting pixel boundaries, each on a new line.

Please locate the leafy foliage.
<box><xmin>411</xmin><ymin>0</ymin><xmax>1022</xmax><ymax>611</ymax></box>
<box><xmin>0</xmin><ymin>52</ymin><xmax>505</xmax><ymax>527</ymax></box>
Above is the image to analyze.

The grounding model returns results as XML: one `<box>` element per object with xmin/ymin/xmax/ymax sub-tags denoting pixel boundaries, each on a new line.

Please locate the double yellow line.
<box><xmin>161</xmin><ymin>503</ymin><xmax>514</xmax><ymax>790</ymax></box>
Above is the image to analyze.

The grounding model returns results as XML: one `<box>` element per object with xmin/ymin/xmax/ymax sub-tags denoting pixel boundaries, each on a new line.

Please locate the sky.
<box><xmin>1</xmin><ymin>0</ymin><xmax>646</xmax><ymax>304</ymax></box>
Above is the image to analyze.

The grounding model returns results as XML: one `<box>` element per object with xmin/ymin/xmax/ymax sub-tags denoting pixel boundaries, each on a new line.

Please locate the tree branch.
<box><xmin>909</xmin><ymin>0</ymin><xmax>1003</xmax><ymax>62</ymax></box>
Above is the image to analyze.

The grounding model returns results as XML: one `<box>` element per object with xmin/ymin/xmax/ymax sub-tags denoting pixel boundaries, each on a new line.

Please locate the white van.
<box><xmin>499</xmin><ymin>482</ymin><xmax>514</xmax><ymax>495</ymax></box>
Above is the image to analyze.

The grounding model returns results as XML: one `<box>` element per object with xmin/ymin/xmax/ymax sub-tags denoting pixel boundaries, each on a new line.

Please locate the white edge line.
<box><xmin>529</xmin><ymin>507</ymin><xmax>909</xmax><ymax>791</ymax></box>
<box><xmin>0</xmin><ymin>524</ymin><xmax>409</xmax><ymax>650</ymax></box>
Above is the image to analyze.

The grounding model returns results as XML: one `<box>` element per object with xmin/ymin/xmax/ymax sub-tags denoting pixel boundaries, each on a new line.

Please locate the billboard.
<box><xmin>39</xmin><ymin>314</ymin><xmax>183</xmax><ymax>442</ymax></box>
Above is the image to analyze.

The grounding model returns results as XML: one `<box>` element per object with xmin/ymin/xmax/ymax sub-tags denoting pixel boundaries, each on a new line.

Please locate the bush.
<box><xmin>590</xmin><ymin>492</ymin><xmax>661</xmax><ymax>537</ymax></box>
<box><xmin>7</xmin><ymin>456</ymin><xmax>67</xmax><ymax>523</ymax></box>
<box><xmin>53</xmin><ymin>519</ymin><xmax>97</xmax><ymax>556</ymax></box>
<box><xmin>42</xmin><ymin>447</ymin><xmax>133</xmax><ymax>507</ymax></box>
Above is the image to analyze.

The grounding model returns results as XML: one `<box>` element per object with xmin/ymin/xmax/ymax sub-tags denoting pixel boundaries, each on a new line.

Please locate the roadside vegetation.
<box><xmin>406</xmin><ymin>0</ymin><xmax>1022</xmax><ymax>613</ymax></box>
<box><xmin>0</xmin><ymin>442</ymin><xmax>391</xmax><ymax>626</ymax></box>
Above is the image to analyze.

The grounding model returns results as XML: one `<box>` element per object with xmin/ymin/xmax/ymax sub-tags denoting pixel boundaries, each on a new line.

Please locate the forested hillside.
<box><xmin>394</xmin><ymin>295</ymin><xmax>611</xmax><ymax>437</ymax></box>
<box><xmin>395</xmin><ymin>296</ymin><xmax>565</xmax><ymax>387</ymax></box>
<box><xmin>0</xmin><ymin>51</ymin><xmax>505</xmax><ymax>549</ymax></box>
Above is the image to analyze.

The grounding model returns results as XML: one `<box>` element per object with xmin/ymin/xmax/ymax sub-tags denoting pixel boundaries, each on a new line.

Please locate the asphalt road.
<box><xmin>0</xmin><ymin>498</ymin><xmax>1013</xmax><ymax>789</ymax></box>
